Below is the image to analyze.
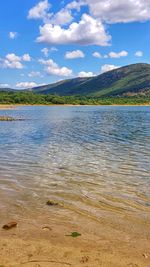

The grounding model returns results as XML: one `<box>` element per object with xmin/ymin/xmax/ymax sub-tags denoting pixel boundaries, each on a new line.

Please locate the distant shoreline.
<box><xmin>0</xmin><ymin>103</ymin><xmax>150</xmax><ymax>109</ymax></box>
<box><xmin>0</xmin><ymin>104</ymin><xmax>16</xmax><ymax>109</ymax></box>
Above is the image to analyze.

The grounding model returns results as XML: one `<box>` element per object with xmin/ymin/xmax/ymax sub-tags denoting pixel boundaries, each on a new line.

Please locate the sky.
<box><xmin>0</xmin><ymin>0</ymin><xmax>150</xmax><ymax>89</ymax></box>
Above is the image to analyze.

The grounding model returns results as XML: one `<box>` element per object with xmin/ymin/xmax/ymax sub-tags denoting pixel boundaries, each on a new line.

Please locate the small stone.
<box><xmin>80</xmin><ymin>256</ymin><xmax>89</xmax><ymax>263</ymax></box>
<box><xmin>2</xmin><ymin>221</ymin><xmax>17</xmax><ymax>230</ymax></box>
<box><xmin>46</xmin><ymin>200</ymin><xmax>58</xmax><ymax>206</ymax></box>
<box><xmin>42</xmin><ymin>226</ymin><xmax>52</xmax><ymax>231</ymax></box>
<box><xmin>143</xmin><ymin>253</ymin><xmax>148</xmax><ymax>259</ymax></box>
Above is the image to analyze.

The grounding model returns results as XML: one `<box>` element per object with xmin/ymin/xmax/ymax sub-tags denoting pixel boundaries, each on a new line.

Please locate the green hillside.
<box><xmin>31</xmin><ymin>63</ymin><xmax>150</xmax><ymax>97</ymax></box>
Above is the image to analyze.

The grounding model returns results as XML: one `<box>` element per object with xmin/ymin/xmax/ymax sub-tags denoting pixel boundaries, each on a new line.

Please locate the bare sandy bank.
<box><xmin>0</xmin><ymin>103</ymin><xmax>150</xmax><ymax>109</ymax></box>
<box><xmin>0</xmin><ymin>234</ymin><xmax>149</xmax><ymax>267</ymax></box>
<box><xmin>0</xmin><ymin>105</ymin><xmax>16</xmax><ymax>110</ymax></box>
<box><xmin>0</xmin><ymin>214</ymin><xmax>149</xmax><ymax>267</ymax></box>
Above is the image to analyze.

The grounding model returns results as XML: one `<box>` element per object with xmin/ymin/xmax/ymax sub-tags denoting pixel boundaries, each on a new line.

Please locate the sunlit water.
<box><xmin>0</xmin><ymin>106</ymin><xmax>150</xmax><ymax>231</ymax></box>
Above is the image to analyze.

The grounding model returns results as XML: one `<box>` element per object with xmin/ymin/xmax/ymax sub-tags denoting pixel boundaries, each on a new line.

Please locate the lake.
<box><xmin>0</xmin><ymin>106</ymin><xmax>150</xmax><ymax>239</ymax></box>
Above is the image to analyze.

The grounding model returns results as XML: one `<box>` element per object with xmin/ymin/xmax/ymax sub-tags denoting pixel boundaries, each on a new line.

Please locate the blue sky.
<box><xmin>0</xmin><ymin>0</ymin><xmax>150</xmax><ymax>89</ymax></box>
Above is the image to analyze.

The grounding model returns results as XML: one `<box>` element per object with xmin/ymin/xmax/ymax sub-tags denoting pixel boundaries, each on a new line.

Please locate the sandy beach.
<box><xmin>0</xmin><ymin>104</ymin><xmax>150</xmax><ymax>109</ymax></box>
<box><xmin>0</xmin><ymin>105</ymin><xmax>16</xmax><ymax>110</ymax></box>
<box><xmin>0</xmin><ymin>214</ymin><xmax>150</xmax><ymax>267</ymax></box>
<box><xmin>0</xmin><ymin>213</ymin><xmax>150</xmax><ymax>267</ymax></box>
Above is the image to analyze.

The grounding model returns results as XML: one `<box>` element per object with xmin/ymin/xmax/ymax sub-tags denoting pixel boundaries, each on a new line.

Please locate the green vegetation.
<box><xmin>66</xmin><ymin>232</ymin><xmax>81</xmax><ymax>237</ymax></box>
<box><xmin>1</xmin><ymin>64</ymin><xmax>150</xmax><ymax>105</ymax></box>
<box><xmin>0</xmin><ymin>91</ymin><xmax>150</xmax><ymax>105</ymax></box>
<box><xmin>28</xmin><ymin>63</ymin><xmax>150</xmax><ymax>97</ymax></box>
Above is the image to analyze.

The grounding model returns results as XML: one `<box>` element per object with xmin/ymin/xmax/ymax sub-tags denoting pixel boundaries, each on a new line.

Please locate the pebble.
<box><xmin>2</xmin><ymin>221</ymin><xmax>17</xmax><ymax>230</ymax></box>
<box><xmin>143</xmin><ymin>253</ymin><xmax>148</xmax><ymax>259</ymax></box>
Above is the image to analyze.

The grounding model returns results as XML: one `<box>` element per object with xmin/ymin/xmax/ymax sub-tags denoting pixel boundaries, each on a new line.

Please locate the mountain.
<box><xmin>0</xmin><ymin>88</ymin><xmax>16</xmax><ymax>92</ymax></box>
<box><xmin>1</xmin><ymin>63</ymin><xmax>150</xmax><ymax>97</ymax></box>
<box><xmin>31</xmin><ymin>63</ymin><xmax>150</xmax><ymax>97</ymax></box>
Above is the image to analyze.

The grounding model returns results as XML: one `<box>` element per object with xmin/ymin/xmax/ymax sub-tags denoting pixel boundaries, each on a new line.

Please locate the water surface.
<box><xmin>0</xmin><ymin>106</ymin><xmax>150</xmax><ymax>232</ymax></box>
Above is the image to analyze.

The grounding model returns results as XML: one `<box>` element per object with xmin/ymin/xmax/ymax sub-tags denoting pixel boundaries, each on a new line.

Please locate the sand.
<box><xmin>0</xmin><ymin>105</ymin><xmax>16</xmax><ymax>110</ymax></box>
<box><xmin>0</xmin><ymin>214</ymin><xmax>149</xmax><ymax>267</ymax></box>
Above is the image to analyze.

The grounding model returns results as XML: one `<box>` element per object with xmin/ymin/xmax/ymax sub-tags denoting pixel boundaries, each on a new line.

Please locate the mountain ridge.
<box><xmin>1</xmin><ymin>63</ymin><xmax>150</xmax><ymax>97</ymax></box>
<box><xmin>30</xmin><ymin>63</ymin><xmax>150</xmax><ymax>97</ymax></box>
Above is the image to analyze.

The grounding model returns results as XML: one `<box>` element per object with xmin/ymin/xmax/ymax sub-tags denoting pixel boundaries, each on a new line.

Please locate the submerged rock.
<box><xmin>0</xmin><ymin>116</ymin><xmax>15</xmax><ymax>121</ymax></box>
<box><xmin>0</xmin><ymin>116</ymin><xmax>24</xmax><ymax>121</ymax></box>
<box><xmin>2</xmin><ymin>221</ymin><xmax>17</xmax><ymax>230</ymax></box>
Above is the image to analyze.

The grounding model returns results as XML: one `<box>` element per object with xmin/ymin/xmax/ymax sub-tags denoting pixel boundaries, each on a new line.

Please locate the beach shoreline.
<box><xmin>0</xmin><ymin>215</ymin><xmax>149</xmax><ymax>267</ymax></box>
<box><xmin>0</xmin><ymin>205</ymin><xmax>150</xmax><ymax>267</ymax></box>
<box><xmin>0</xmin><ymin>103</ymin><xmax>150</xmax><ymax>109</ymax></box>
<box><xmin>0</xmin><ymin>104</ymin><xmax>150</xmax><ymax>266</ymax></box>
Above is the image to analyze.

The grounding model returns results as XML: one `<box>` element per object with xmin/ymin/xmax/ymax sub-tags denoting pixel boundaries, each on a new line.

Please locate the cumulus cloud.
<box><xmin>41</xmin><ymin>47</ymin><xmax>58</xmax><ymax>57</ymax></box>
<box><xmin>92</xmin><ymin>52</ymin><xmax>102</xmax><ymax>58</ymax></box>
<box><xmin>9</xmin><ymin>32</ymin><xmax>18</xmax><ymax>39</ymax></box>
<box><xmin>50</xmin><ymin>47</ymin><xmax>58</xmax><ymax>52</ymax></box>
<box><xmin>39</xmin><ymin>58</ymin><xmax>73</xmax><ymax>76</ymax></box>
<box><xmin>51</xmin><ymin>8</ymin><xmax>73</xmax><ymax>25</ymax></box>
<box><xmin>22</xmin><ymin>54</ymin><xmax>31</xmax><ymax>62</ymax></box>
<box><xmin>28</xmin><ymin>0</ymin><xmax>72</xmax><ymax>25</ymax></box>
<box><xmin>1</xmin><ymin>53</ymin><xmax>24</xmax><ymax>69</ymax></box>
<box><xmin>65</xmin><ymin>50</ymin><xmax>85</xmax><ymax>59</ymax></box>
<box><xmin>41</xmin><ymin>47</ymin><xmax>49</xmax><ymax>57</ymax></box>
<box><xmin>135</xmin><ymin>51</ymin><xmax>143</xmax><ymax>57</ymax></box>
<box><xmin>37</xmin><ymin>13</ymin><xmax>111</xmax><ymax>46</ymax></box>
<box><xmin>83</xmin><ymin>0</ymin><xmax>150</xmax><ymax>23</ymax></box>
<box><xmin>108</xmin><ymin>50</ymin><xmax>128</xmax><ymax>58</ymax></box>
<box><xmin>78</xmin><ymin>71</ymin><xmax>95</xmax><ymax>77</ymax></box>
<box><xmin>66</xmin><ymin>1</ymin><xmax>85</xmax><ymax>11</ymax></box>
<box><xmin>15</xmin><ymin>82</ymin><xmax>38</xmax><ymax>89</ymax></box>
<box><xmin>28</xmin><ymin>0</ymin><xmax>51</xmax><ymax>22</ymax></box>
<box><xmin>28</xmin><ymin>71</ymin><xmax>42</xmax><ymax>77</ymax></box>
<box><xmin>0</xmin><ymin>53</ymin><xmax>31</xmax><ymax>69</ymax></box>
<box><xmin>101</xmin><ymin>64</ymin><xmax>120</xmax><ymax>73</ymax></box>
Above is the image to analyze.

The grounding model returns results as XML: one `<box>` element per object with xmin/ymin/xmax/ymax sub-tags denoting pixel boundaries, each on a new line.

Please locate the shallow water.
<box><xmin>0</xmin><ymin>106</ymin><xmax>150</xmax><ymax>231</ymax></box>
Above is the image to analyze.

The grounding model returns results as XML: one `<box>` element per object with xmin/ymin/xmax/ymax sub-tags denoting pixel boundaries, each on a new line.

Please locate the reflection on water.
<box><xmin>0</xmin><ymin>106</ymin><xmax>150</xmax><ymax>228</ymax></box>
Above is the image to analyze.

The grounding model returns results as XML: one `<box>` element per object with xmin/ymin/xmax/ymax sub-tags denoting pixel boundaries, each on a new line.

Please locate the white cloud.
<box><xmin>0</xmin><ymin>83</ymin><xmax>10</xmax><ymax>88</ymax></box>
<box><xmin>65</xmin><ymin>50</ymin><xmax>85</xmax><ymax>59</ymax></box>
<box><xmin>41</xmin><ymin>47</ymin><xmax>58</xmax><ymax>57</ymax></box>
<box><xmin>51</xmin><ymin>8</ymin><xmax>73</xmax><ymax>25</ymax></box>
<box><xmin>135</xmin><ymin>51</ymin><xmax>143</xmax><ymax>57</ymax></box>
<box><xmin>92</xmin><ymin>52</ymin><xmax>102</xmax><ymax>58</ymax></box>
<box><xmin>108</xmin><ymin>50</ymin><xmax>128</xmax><ymax>58</ymax></box>
<box><xmin>78</xmin><ymin>71</ymin><xmax>95</xmax><ymax>77</ymax></box>
<box><xmin>16</xmin><ymin>82</ymin><xmax>38</xmax><ymax>89</ymax></box>
<box><xmin>28</xmin><ymin>71</ymin><xmax>42</xmax><ymax>77</ymax></box>
<box><xmin>50</xmin><ymin>47</ymin><xmax>58</xmax><ymax>52</ymax></box>
<box><xmin>0</xmin><ymin>53</ymin><xmax>31</xmax><ymax>69</ymax></box>
<box><xmin>84</xmin><ymin>0</ymin><xmax>150</xmax><ymax>23</ymax></box>
<box><xmin>37</xmin><ymin>13</ymin><xmax>111</xmax><ymax>46</ymax></box>
<box><xmin>66</xmin><ymin>1</ymin><xmax>85</xmax><ymax>11</ymax></box>
<box><xmin>28</xmin><ymin>0</ymin><xmax>51</xmax><ymax>22</ymax></box>
<box><xmin>9</xmin><ymin>32</ymin><xmax>18</xmax><ymax>39</ymax></box>
<box><xmin>1</xmin><ymin>53</ymin><xmax>24</xmax><ymax>69</ymax></box>
<box><xmin>41</xmin><ymin>47</ymin><xmax>49</xmax><ymax>57</ymax></box>
<box><xmin>39</xmin><ymin>58</ymin><xmax>73</xmax><ymax>76</ymax></box>
<box><xmin>22</xmin><ymin>53</ymin><xmax>31</xmax><ymax>62</ymax></box>
<box><xmin>101</xmin><ymin>64</ymin><xmax>120</xmax><ymax>73</ymax></box>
